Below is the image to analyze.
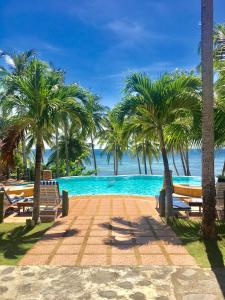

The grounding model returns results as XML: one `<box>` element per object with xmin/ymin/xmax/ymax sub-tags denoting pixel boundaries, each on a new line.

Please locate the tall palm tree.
<box><xmin>213</xmin><ymin>23</ymin><xmax>225</xmax><ymax>65</ymax></box>
<box><xmin>122</xmin><ymin>117</ymin><xmax>159</xmax><ymax>175</ymax></box>
<box><xmin>201</xmin><ymin>0</ymin><xmax>216</xmax><ymax>239</ymax></box>
<box><xmin>2</xmin><ymin>59</ymin><xmax>87</xmax><ymax>223</ymax></box>
<box><xmin>99</xmin><ymin>112</ymin><xmax>124</xmax><ymax>175</ymax></box>
<box><xmin>117</xmin><ymin>72</ymin><xmax>200</xmax><ymax>217</ymax></box>
<box><xmin>54</xmin><ymin>84</ymin><xmax>87</xmax><ymax>177</ymax></box>
<box><xmin>82</xmin><ymin>93</ymin><xmax>108</xmax><ymax>175</ymax></box>
<box><xmin>165</xmin><ymin>111</ymin><xmax>201</xmax><ymax>176</ymax></box>
<box><xmin>1</xmin><ymin>49</ymin><xmax>35</xmax><ymax>179</ymax></box>
<box><xmin>47</xmin><ymin>122</ymin><xmax>90</xmax><ymax>176</ymax></box>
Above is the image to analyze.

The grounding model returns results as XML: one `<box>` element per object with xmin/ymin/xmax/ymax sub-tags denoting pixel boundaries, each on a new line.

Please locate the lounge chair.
<box><xmin>1</xmin><ymin>188</ymin><xmax>23</xmax><ymax>216</ymax></box>
<box><xmin>173</xmin><ymin>197</ymin><xmax>191</xmax><ymax>217</ymax></box>
<box><xmin>39</xmin><ymin>181</ymin><xmax>61</xmax><ymax>222</ymax></box>
<box><xmin>156</xmin><ymin>192</ymin><xmax>191</xmax><ymax>218</ymax></box>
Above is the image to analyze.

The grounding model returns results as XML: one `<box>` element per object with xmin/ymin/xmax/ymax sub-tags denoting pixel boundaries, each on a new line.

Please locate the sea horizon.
<box><xmin>43</xmin><ymin>148</ymin><xmax>225</xmax><ymax>177</ymax></box>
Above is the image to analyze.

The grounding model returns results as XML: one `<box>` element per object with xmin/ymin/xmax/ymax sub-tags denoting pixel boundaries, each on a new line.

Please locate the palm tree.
<box><xmin>146</xmin><ymin>140</ymin><xmax>160</xmax><ymax>175</ymax></box>
<box><xmin>122</xmin><ymin>117</ymin><xmax>159</xmax><ymax>175</ymax></box>
<box><xmin>2</xmin><ymin>59</ymin><xmax>87</xmax><ymax>223</ymax></box>
<box><xmin>47</xmin><ymin>123</ymin><xmax>90</xmax><ymax>176</ymax></box>
<box><xmin>1</xmin><ymin>49</ymin><xmax>36</xmax><ymax>179</ymax></box>
<box><xmin>117</xmin><ymin>72</ymin><xmax>200</xmax><ymax>217</ymax></box>
<box><xmin>201</xmin><ymin>0</ymin><xmax>216</xmax><ymax>238</ymax></box>
<box><xmin>82</xmin><ymin>93</ymin><xmax>108</xmax><ymax>175</ymax></box>
<box><xmin>165</xmin><ymin>111</ymin><xmax>201</xmax><ymax>176</ymax></box>
<box><xmin>213</xmin><ymin>23</ymin><xmax>225</xmax><ymax>64</ymax></box>
<box><xmin>54</xmin><ymin>83</ymin><xmax>87</xmax><ymax>177</ymax></box>
<box><xmin>128</xmin><ymin>140</ymin><xmax>142</xmax><ymax>174</ymax></box>
<box><xmin>99</xmin><ymin>112</ymin><xmax>124</xmax><ymax>175</ymax></box>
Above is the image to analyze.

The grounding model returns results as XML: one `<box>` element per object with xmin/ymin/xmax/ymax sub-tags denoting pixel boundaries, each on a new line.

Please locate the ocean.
<box><xmin>43</xmin><ymin>148</ymin><xmax>225</xmax><ymax>177</ymax></box>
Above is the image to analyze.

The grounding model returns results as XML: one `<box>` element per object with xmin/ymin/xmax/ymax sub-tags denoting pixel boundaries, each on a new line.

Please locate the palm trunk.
<box><xmin>159</xmin><ymin>129</ymin><xmax>173</xmax><ymax>218</ymax></box>
<box><xmin>114</xmin><ymin>146</ymin><xmax>118</xmax><ymax>175</ymax></box>
<box><xmin>55</xmin><ymin>127</ymin><xmax>60</xmax><ymax>178</ymax></box>
<box><xmin>148</xmin><ymin>154</ymin><xmax>153</xmax><ymax>175</ymax></box>
<box><xmin>184</xmin><ymin>149</ymin><xmax>191</xmax><ymax>176</ymax></box>
<box><xmin>22</xmin><ymin>134</ymin><xmax>28</xmax><ymax>180</ymax></box>
<box><xmin>64</xmin><ymin>121</ymin><xmax>70</xmax><ymax>176</ymax></box>
<box><xmin>32</xmin><ymin>134</ymin><xmax>42</xmax><ymax>224</ymax></box>
<box><xmin>91</xmin><ymin>134</ymin><xmax>97</xmax><ymax>175</ymax></box>
<box><xmin>201</xmin><ymin>0</ymin><xmax>216</xmax><ymax>238</ymax></box>
<box><xmin>136</xmin><ymin>150</ymin><xmax>142</xmax><ymax>174</ymax></box>
<box><xmin>171</xmin><ymin>148</ymin><xmax>179</xmax><ymax>176</ymax></box>
<box><xmin>180</xmin><ymin>149</ymin><xmax>187</xmax><ymax>175</ymax></box>
<box><xmin>143</xmin><ymin>144</ymin><xmax>147</xmax><ymax>175</ymax></box>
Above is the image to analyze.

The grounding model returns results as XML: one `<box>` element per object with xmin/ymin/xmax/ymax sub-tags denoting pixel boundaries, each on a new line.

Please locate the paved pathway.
<box><xmin>0</xmin><ymin>265</ymin><xmax>224</xmax><ymax>300</ymax></box>
<box><xmin>19</xmin><ymin>196</ymin><xmax>196</xmax><ymax>266</ymax></box>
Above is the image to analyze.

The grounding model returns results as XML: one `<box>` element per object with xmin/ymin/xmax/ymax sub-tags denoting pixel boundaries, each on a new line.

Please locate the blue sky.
<box><xmin>0</xmin><ymin>0</ymin><xmax>225</xmax><ymax>107</ymax></box>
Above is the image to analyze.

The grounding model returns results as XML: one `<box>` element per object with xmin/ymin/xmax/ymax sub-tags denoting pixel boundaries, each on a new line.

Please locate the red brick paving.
<box><xmin>19</xmin><ymin>195</ymin><xmax>197</xmax><ymax>266</ymax></box>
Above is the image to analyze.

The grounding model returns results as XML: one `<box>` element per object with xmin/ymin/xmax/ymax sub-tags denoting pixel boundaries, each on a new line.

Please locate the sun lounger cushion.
<box><xmin>173</xmin><ymin>197</ymin><xmax>191</xmax><ymax>211</ymax></box>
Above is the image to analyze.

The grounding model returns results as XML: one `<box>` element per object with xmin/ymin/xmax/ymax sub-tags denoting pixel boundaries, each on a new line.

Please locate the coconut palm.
<box><xmin>82</xmin><ymin>93</ymin><xmax>108</xmax><ymax>175</ymax></box>
<box><xmin>53</xmin><ymin>83</ymin><xmax>87</xmax><ymax>177</ymax></box>
<box><xmin>214</xmin><ymin>23</ymin><xmax>225</xmax><ymax>65</ymax></box>
<box><xmin>201</xmin><ymin>0</ymin><xmax>216</xmax><ymax>239</ymax></box>
<box><xmin>47</xmin><ymin>122</ymin><xmax>90</xmax><ymax>176</ymax></box>
<box><xmin>99</xmin><ymin>112</ymin><xmax>124</xmax><ymax>175</ymax></box>
<box><xmin>117</xmin><ymin>72</ymin><xmax>200</xmax><ymax>217</ymax></box>
<box><xmin>122</xmin><ymin>116</ymin><xmax>159</xmax><ymax>175</ymax></box>
<box><xmin>165</xmin><ymin>109</ymin><xmax>201</xmax><ymax>176</ymax></box>
<box><xmin>1</xmin><ymin>59</ymin><xmax>87</xmax><ymax>223</ymax></box>
<box><xmin>1</xmin><ymin>49</ymin><xmax>36</xmax><ymax>179</ymax></box>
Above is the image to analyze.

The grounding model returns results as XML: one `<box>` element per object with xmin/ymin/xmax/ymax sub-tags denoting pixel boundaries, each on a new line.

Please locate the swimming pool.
<box><xmin>57</xmin><ymin>175</ymin><xmax>201</xmax><ymax>196</ymax></box>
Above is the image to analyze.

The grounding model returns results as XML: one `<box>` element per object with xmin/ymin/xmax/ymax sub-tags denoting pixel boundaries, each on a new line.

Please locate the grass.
<box><xmin>169</xmin><ymin>218</ymin><xmax>225</xmax><ymax>268</ymax></box>
<box><xmin>0</xmin><ymin>222</ymin><xmax>52</xmax><ymax>265</ymax></box>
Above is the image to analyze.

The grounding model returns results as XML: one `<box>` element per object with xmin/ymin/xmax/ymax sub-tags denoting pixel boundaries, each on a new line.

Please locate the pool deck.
<box><xmin>19</xmin><ymin>195</ymin><xmax>196</xmax><ymax>267</ymax></box>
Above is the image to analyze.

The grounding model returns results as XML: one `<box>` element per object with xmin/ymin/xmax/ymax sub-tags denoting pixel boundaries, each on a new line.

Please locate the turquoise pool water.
<box><xmin>57</xmin><ymin>175</ymin><xmax>201</xmax><ymax>196</ymax></box>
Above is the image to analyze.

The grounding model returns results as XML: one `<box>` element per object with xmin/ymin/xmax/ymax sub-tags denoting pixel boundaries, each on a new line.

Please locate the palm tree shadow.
<box><xmin>100</xmin><ymin>216</ymin><xmax>179</xmax><ymax>249</ymax></box>
<box><xmin>0</xmin><ymin>224</ymin><xmax>79</xmax><ymax>260</ymax></box>
<box><xmin>203</xmin><ymin>227</ymin><xmax>225</xmax><ymax>297</ymax></box>
<box><xmin>171</xmin><ymin>219</ymin><xmax>225</xmax><ymax>297</ymax></box>
<box><xmin>0</xmin><ymin>225</ymin><xmax>49</xmax><ymax>259</ymax></box>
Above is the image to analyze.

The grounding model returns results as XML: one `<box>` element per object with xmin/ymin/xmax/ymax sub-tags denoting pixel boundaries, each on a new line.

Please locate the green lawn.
<box><xmin>0</xmin><ymin>222</ymin><xmax>52</xmax><ymax>265</ymax></box>
<box><xmin>169</xmin><ymin>218</ymin><xmax>225</xmax><ymax>268</ymax></box>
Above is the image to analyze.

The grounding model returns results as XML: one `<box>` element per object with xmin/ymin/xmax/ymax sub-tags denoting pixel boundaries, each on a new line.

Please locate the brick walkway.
<box><xmin>19</xmin><ymin>195</ymin><xmax>196</xmax><ymax>266</ymax></box>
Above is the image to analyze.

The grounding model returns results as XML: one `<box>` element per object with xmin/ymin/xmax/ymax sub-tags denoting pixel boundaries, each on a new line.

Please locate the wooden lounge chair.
<box><xmin>1</xmin><ymin>188</ymin><xmax>23</xmax><ymax>216</ymax></box>
<box><xmin>173</xmin><ymin>197</ymin><xmax>191</xmax><ymax>218</ymax></box>
<box><xmin>156</xmin><ymin>192</ymin><xmax>191</xmax><ymax>218</ymax></box>
<box><xmin>39</xmin><ymin>181</ymin><xmax>61</xmax><ymax>222</ymax></box>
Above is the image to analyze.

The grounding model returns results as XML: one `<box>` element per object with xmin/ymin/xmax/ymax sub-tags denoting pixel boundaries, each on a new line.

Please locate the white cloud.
<box><xmin>99</xmin><ymin>62</ymin><xmax>173</xmax><ymax>80</ymax></box>
<box><xmin>4</xmin><ymin>55</ymin><xmax>15</xmax><ymax>67</ymax></box>
<box><xmin>106</xmin><ymin>20</ymin><xmax>147</xmax><ymax>41</ymax></box>
<box><xmin>42</xmin><ymin>42</ymin><xmax>62</xmax><ymax>53</ymax></box>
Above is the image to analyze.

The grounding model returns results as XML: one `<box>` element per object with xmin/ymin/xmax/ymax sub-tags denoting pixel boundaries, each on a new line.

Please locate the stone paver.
<box><xmin>0</xmin><ymin>266</ymin><xmax>224</xmax><ymax>300</ymax></box>
<box><xmin>19</xmin><ymin>195</ymin><xmax>197</xmax><ymax>267</ymax></box>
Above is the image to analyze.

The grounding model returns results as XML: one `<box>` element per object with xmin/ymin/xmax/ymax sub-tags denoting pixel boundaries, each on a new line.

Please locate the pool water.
<box><xmin>57</xmin><ymin>175</ymin><xmax>201</xmax><ymax>196</ymax></box>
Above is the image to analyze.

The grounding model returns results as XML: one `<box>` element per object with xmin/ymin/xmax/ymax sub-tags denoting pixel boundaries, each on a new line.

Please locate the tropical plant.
<box><xmin>0</xmin><ymin>49</ymin><xmax>36</xmax><ymax>179</ymax></box>
<box><xmin>47</xmin><ymin>122</ymin><xmax>90</xmax><ymax>176</ymax></box>
<box><xmin>99</xmin><ymin>112</ymin><xmax>125</xmax><ymax>175</ymax></box>
<box><xmin>82</xmin><ymin>93</ymin><xmax>108</xmax><ymax>175</ymax></box>
<box><xmin>213</xmin><ymin>23</ymin><xmax>225</xmax><ymax>66</ymax></box>
<box><xmin>116</xmin><ymin>72</ymin><xmax>200</xmax><ymax>217</ymax></box>
<box><xmin>1</xmin><ymin>59</ymin><xmax>87</xmax><ymax>223</ymax></box>
<box><xmin>201</xmin><ymin>0</ymin><xmax>216</xmax><ymax>239</ymax></box>
<box><xmin>122</xmin><ymin>117</ymin><xmax>159</xmax><ymax>175</ymax></box>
